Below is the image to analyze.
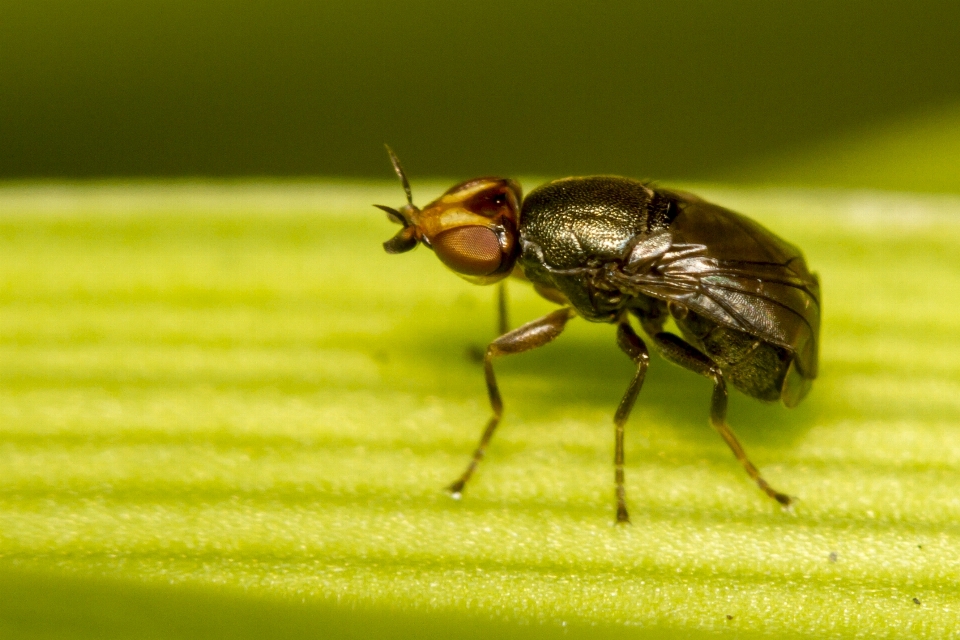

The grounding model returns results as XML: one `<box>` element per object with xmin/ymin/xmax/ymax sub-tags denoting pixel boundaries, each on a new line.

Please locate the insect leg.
<box><xmin>649</xmin><ymin>332</ymin><xmax>792</xmax><ymax>507</ymax></box>
<box><xmin>497</xmin><ymin>281</ymin><xmax>509</xmax><ymax>335</ymax></box>
<box><xmin>613</xmin><ymin>321</ymin><xmax>650</xmax><ymax>524</ymax></box>
<box><xmin>447</xmin><ymin>307</ymin><xmax>576</xmax><ymax>498</ymax></box>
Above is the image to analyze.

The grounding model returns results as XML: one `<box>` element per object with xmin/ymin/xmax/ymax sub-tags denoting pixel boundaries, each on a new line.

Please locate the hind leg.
<box><xmin>648</xmin><ymin>330</ymin><xmax>792</xmax><ymax>506</ymax></box>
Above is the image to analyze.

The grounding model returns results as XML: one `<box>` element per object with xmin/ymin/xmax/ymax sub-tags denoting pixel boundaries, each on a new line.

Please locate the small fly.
<box><xmin>375</xmin><ymin>147</ymin><xmax>820</xmax><ymax>523</ymax></box>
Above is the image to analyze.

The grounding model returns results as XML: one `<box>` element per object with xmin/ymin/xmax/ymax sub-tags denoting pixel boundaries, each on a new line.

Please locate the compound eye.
<box><xmin>432</xmin><ymin>226</ymin><xmax>503</xmax><ymax>276</ymax></box>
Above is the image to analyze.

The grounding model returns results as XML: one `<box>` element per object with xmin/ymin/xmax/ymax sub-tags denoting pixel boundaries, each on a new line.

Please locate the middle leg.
<box><xmin>613</xmin><ymin>320</ymin><xmax>650</xmax><ymax>523</ymax></box>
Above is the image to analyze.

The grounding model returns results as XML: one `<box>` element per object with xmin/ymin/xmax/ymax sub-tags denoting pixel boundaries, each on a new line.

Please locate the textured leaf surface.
<box><xmin>1</xmin><ymin>183</ymin><xmax>959</xmax><ymax>638</ymax></box>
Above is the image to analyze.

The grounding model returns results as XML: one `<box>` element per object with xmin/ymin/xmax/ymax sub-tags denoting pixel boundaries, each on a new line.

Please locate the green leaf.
<box><xmin>1</xmin><ymin>182</ymin><xmax>957</xmax><ymax>638</ymax></box>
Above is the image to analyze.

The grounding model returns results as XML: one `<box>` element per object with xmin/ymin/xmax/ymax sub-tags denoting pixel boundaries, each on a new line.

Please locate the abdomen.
<box><xmin>675</xmin><ymin>308</ymin><xmax>793</xmax><ymax>402</ymax></box>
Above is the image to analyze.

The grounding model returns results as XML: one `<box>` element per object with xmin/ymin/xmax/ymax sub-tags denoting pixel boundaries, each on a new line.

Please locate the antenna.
<box><xmin>384</xmin><ymin>144</ymin><xmax>414</xmax><ymax>207</ymax></box>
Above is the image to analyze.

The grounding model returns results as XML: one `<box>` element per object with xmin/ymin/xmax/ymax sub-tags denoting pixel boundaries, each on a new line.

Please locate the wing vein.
<box><xmin>703</xmin><ymin>280</ymin><xmax>817</xmax><ymax>336</ymax></box>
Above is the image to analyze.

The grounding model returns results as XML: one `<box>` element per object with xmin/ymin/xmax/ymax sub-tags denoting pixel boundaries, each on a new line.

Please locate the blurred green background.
<box><xmin>2</xmin><ymin>0</ymin><xmax>959</xmax><ymax>188</ymax></box>
<box><xmin>4</xmin><ymin>3</ymin><xmax>960</xmax><ymax>639</ymax></box>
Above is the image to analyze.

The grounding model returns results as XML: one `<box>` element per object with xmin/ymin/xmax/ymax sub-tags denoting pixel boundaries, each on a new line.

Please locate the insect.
<box><xmin>374</xmin><ymin>147</ymin><xmax>820</xmax><ymax>523</ymax></box>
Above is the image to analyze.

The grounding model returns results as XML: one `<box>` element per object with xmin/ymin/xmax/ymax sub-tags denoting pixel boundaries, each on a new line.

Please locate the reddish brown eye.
<box><xmin>432</xmin><ymin>226</ymin><xmax>503</xmax><ymax>276</ymax></box>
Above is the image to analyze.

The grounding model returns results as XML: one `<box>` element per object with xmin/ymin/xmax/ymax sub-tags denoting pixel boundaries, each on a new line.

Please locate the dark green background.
<box><xmin>2</xmin><ymin>0</ymin><xmax>959</xmax><ymax>180</ymax></box>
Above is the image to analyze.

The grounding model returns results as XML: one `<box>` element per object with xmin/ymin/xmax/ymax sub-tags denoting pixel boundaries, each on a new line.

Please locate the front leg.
<box><xmin>496</xmin><ymin>281</ymin><xmax>509</xmax><ymax>335</ymax></box>
<box><xmin>447</xmin><ymin>307</ymin><xmax>576</xmax><ymax>497</ymax></box>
